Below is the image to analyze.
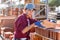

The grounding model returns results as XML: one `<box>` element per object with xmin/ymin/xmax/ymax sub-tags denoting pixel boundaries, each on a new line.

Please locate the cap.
<box><xmin>24</xmin><ymin>3</ymin><xmax>35</xmax><ymax>10</ymax></box>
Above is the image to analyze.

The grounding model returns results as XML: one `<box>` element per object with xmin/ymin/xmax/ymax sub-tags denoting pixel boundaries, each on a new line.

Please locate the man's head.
<box><xmin>24</xmin><ymin>3</ymin><xmax>36</xmax><ymax>18</ymax></box>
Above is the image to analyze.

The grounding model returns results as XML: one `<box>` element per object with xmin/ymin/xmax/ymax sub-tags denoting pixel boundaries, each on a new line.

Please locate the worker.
<box><xmin>14</xmin><ymin>3</ymin><xmax>60</xmax><ymax>40</ymax></box>
<box><xmin>14</xmin><ymin>3</ymin><xmax>37</xmax><ymax>40</ymax></box>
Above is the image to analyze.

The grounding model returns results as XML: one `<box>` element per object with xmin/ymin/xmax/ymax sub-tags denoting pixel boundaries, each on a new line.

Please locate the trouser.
<box><xmin>14</xmin><ymin>38</ymin><xmax>29</xmax><ymax>40</ymax></box>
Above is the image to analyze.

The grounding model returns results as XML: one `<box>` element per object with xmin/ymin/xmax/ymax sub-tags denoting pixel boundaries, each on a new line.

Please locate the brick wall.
<box><xmin>0</xmin><ymin>19</ymin><xmax>15</xmax><ymax>32</ymax></box>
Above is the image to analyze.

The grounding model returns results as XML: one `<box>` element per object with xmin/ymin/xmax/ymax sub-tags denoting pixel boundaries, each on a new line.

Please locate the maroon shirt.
<box><xmin>14</xmin><ymin>14</ymin><xmax>37</xmax><ymax>38</ymax></box>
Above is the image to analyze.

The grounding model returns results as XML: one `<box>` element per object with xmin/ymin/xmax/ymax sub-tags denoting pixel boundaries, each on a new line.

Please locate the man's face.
<box><xmin>26</xmin><ymin>9</ymin><xmax>35</xmax><ymax>18</ymax></box>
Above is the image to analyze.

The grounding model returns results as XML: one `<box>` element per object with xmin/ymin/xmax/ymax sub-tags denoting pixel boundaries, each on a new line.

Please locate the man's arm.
<box><xmin>22</xmin><ymin>24</ymin><xmax>35</xmax><ymax>34</ymax></box>
<box><xmin>22</xmin><ymin>20</ymin><xmax>58</xmax><ymax>34</ymax></box>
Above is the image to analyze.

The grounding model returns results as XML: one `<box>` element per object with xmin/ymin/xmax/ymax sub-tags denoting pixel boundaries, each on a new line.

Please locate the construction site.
<box><xmin>0</xmin><ymin>0</ymin><xmax>60</xmax><ymax>40</ymax></box>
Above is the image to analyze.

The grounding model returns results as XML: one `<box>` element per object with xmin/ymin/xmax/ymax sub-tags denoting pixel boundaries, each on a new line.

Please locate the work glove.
<box><xmin>34</xmin><ymin>21</ymin><xmax>45</xmax><ymax>28</ymax></box>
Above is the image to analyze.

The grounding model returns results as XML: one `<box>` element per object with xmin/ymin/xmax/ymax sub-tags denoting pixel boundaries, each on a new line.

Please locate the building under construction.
<box><xmin>0</xmin><ymin>0</ymin><xmax>60</xmax><ymax>40</ymax></box>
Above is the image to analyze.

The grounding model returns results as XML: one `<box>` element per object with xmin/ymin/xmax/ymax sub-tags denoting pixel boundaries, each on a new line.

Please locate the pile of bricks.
<box><xmin>35</xmin><ymin>27</ymin><xmax>60</xmax><ymax>40</ymax></box>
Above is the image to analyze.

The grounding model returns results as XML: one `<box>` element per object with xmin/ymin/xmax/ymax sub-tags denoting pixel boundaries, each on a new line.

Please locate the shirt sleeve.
<box><xmin>30</xmin><ymin>19</ymin><xmax>37</xmax><ymax>24</ymax></box>
<box><xmin>14</xmin><ymin>16</ymin><xmax>24</xmax><ymax>32</ymax></box>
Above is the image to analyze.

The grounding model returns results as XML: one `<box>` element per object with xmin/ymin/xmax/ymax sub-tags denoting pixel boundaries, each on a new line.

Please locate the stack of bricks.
<box><xmin>56</xmin><ymin>32</ymin><xmax>60</xmax><ymax>40</ymax></box>
<box><xmin>1</xmin><ymin>19</ymin><xmax>14</xmax><ymax>35</ymax></box>
<box><xmin>35</xmin><ymin>27</ymin><xmax>50</xmax><ymax>38</ymax></box>
<box><xmin>35</xmin><ymin>27</ymin><xmax>60</xmax><ymax>40</ymax></box>
<box><xmin>30</xmin><ymin>33</ymin><xmax>42</xmax><ymax>40</ymax></box>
